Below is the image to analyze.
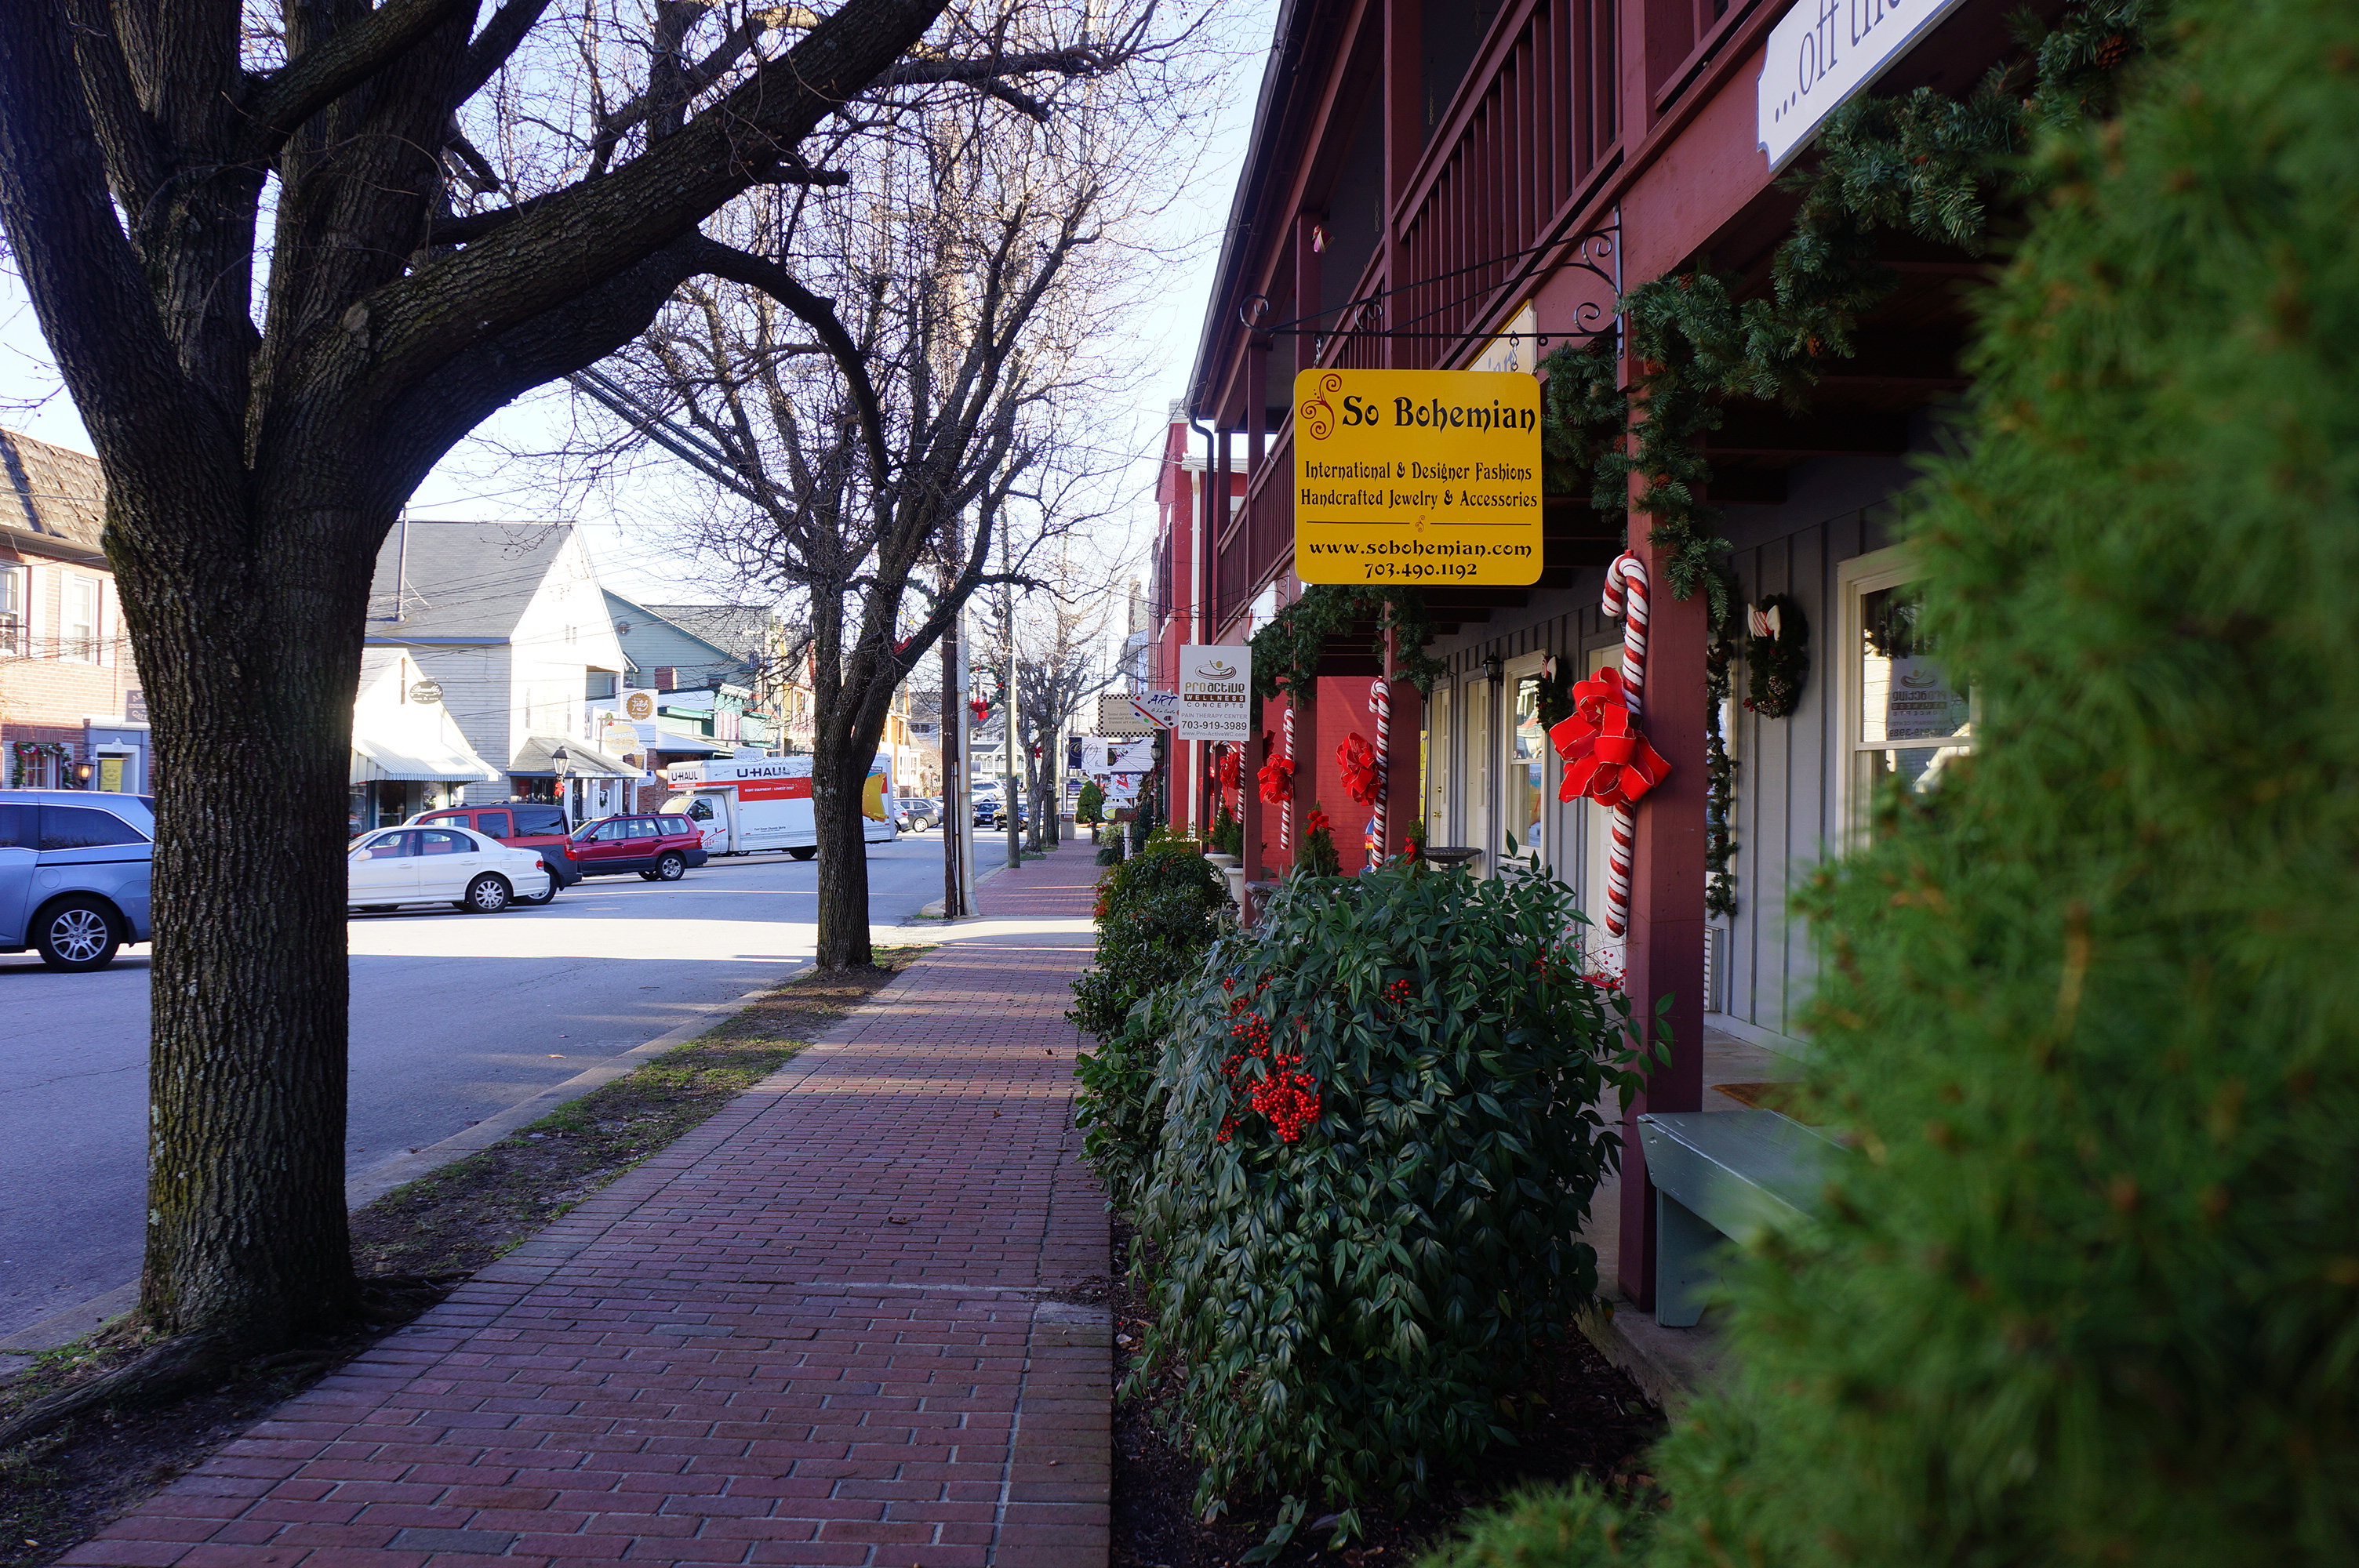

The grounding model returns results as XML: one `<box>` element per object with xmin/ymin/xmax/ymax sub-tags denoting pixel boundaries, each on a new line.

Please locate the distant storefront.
<box><xmin>347</xmin><ymin>652</ymin><xmax>500</xmax><ymax>834</ymax></box>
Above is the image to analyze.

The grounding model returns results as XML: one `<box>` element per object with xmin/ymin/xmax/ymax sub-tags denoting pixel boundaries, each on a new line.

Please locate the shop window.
<box><xmin>1841</xmin><ymin>549</ymin><xmax>1974</xmax><ymax>842</ymax></box>
<box><xmin>1509</xmin><ymin>667</ymin><xmax>1549</xmax><ymax>862</ymax></box>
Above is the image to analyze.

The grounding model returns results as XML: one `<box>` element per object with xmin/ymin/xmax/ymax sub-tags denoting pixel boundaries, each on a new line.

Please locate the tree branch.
<box><xmin>685</xmin><ymin>234</ymin><xmax>890</xmax><ymax>488</ymax></box>
<box><xmin>451</xmin><ymin>0</ymin><xmax>558</xmax><ymax>108</ymax></box>
<box><xmin>239</xmin><ymin>0</ymin><xmax>476</xmax><ymax>161</ymax></box>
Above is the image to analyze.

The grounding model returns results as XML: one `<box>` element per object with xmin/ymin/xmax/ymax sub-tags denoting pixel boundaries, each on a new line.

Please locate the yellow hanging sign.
<box><xmin>1292</xmin><ymin>368</ymin><xmax>1544</xmax><ymax>586</ymax></box>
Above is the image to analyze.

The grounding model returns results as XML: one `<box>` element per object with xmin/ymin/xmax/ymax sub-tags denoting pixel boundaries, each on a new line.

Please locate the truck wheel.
<box><xmin>788</xmin><ymin>847</ymin><xmax>817</xmax><ymax>862</ymax></box>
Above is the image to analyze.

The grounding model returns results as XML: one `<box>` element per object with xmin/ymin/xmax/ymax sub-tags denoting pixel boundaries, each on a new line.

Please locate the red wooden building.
<box><xmin>1159</xmin><ymin>0</ymin><xmax>2034</xmax><ymax>1322</ymax></box>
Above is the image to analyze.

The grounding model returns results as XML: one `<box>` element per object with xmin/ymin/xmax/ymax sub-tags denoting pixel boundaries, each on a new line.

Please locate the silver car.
<box><xmin>0</xmin><ymin>790</ymin><xmax>154</xmax><ymax>971</ymax></box>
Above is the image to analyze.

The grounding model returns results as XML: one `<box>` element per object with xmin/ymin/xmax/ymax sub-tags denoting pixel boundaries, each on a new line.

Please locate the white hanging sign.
<box><xmin>1175</xmin><ymin>645</ymin><xmax>1252</xmax><ymax>742</ymax></box>
<box><xmin>1758</xmin><ymin>0</ymin><xmax>1971</xmax><ymax>172</ymax></box>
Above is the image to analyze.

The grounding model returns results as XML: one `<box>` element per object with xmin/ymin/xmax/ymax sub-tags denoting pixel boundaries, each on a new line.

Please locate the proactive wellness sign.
<box><xmin>1292</xmin><ymin>369</ymin><xmax>1543</xmax><ymax>586</ymax></box>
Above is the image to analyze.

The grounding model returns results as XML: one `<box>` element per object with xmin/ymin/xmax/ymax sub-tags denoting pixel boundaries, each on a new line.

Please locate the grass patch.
<box><xmin>0</xmin><ymin>946</ymin><xmax>929</xmax><ymax>1568</ymax></box>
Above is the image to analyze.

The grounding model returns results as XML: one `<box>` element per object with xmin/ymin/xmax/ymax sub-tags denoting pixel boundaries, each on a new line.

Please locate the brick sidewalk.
<box><xmin>68</xmin><ymin>840</ymin><xmax>1111</xmax><ymax>1568</ymax></box>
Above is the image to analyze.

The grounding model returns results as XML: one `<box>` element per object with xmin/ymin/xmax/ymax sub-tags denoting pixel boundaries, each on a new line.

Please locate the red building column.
<box><xmin>1614</xmin><ymin>505</ymin><xmax>1712</xmax><ymax>1310</ymax></box>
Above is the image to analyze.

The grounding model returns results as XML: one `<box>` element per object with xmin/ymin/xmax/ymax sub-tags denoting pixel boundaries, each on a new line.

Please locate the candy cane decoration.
<box><xmin>1368</xmin><ymin>677</ymin><xmax>1390</xmax><ymax>869</ymax></box>
<box><xmin>1600</xmin><ymin>551</ymin><xmax>1649</xmax><ymax>937</ymax></box>
<box><xmin>1279</xmin><ymin>702</ymin><xmax>1295</xmax><ymax>855</ymax></box>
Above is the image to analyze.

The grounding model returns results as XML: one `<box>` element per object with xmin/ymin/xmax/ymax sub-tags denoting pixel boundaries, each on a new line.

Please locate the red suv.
<box><xmin>567</xmin><ymin>813</ymin><xmax>711</xmax><ymax>881</ymax></box>
<box><xmin>408</xmin><ymin>802</ymin><xmax>580</xmax><ymax>902</ymax></box>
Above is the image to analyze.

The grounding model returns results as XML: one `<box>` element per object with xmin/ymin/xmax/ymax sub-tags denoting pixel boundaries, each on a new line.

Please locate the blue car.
<box><xmin>0</xmin><ymin>789</ymin><xmax>154</xmax><ymax>971</ymax></box>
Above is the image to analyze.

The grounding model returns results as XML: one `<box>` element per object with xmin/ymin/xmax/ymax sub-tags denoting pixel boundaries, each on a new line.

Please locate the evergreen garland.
<box><xmin>1248</xmin><ymin>586</ymin><xmax>1447</xmax><ymax>702</ymax></box>
<box><xmin>1703</xmin><ymin>622</ymin><xmax>1739</xmax><ymax>920</ymax></box>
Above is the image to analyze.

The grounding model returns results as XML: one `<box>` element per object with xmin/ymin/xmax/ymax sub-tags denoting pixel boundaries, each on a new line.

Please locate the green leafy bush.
<box><xmin>1077</xmin><ymin>779</ymin><xmax>1105</xmax><ymax>823</ymax></box>
<box><xmin>1134</xmin><ymin>862</ymin><xmax>1649</xmax><ymax>1545</ymax></box>
<box><xmin>1432</xmin><ymin>3</ymin><xmax>2359</xmax><ymax>1561</ymax></box>
<box><xmin>1207</xmin><ymin>803</ymin><xmax>1243</xmax><ymax>855</ymax></box>
<box><xmin>1068</xmin><ymin>839</ymin><xmax>1227</xmax><ymax>1038</ymax></box>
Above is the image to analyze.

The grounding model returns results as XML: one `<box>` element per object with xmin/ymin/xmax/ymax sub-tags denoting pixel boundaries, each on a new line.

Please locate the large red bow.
<box><xmin>1257</xmin><ymin>754</ymin><xmax>1296</xmax><ymax>804</ymax></box>
<box><xmin>1548</xmin><ymin>668</ymin><xmax>1670</xmax><ymax>809</ymax></box>
<box><xmin>1338</xmin><ymin>733</ymin><xmax>1381</xmax><ymax>805</ymax></box>
<box><xmin>1217</xmin><ymin>748</ymin><xmax>1242</xmax><ymax>792</ymax></box>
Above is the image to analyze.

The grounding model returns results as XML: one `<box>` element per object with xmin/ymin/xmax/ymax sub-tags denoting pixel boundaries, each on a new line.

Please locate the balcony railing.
<box><xmin>1395</xmin><ymin>0</ymin><xmax>1619</xmax><ymax>365</ymax></box>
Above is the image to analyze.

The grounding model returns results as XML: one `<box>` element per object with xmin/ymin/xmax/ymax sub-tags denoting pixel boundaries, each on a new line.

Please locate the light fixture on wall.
<box><xmin>1481</xmin><ymin>653</ymin><xmax>1506</xmax><ymax>687</ymax></box>
<box><xmin>72</xmin><ymin>760</ymin><xmax>94</xmax><ymax>787</ymax></box>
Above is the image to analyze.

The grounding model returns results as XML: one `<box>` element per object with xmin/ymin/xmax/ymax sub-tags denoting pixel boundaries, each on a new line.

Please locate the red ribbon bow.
<box><xmin>1217</xmin><ymin>749</ymin><xmax>1242</xmax><ymax>792</ymax></box>
<box><xmin>1547</xmin><ymin>668</ymin><xmax>1671</xmax><ymax>809</ymax></box>
<box><xmin>1257</xmin><ymin>754</ymin><xmax>1296</xmax><ymax>804</ymax></box>
<box><xmin>1338</xmin><ymin>733</ymin><xmax>1381</xmax><ymax>805</ymax></box>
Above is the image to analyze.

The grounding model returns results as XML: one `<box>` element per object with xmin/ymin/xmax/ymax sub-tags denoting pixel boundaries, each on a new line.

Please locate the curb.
<box><xmin>910</xmin><ymin>851</ymin><xmax>1022</xmax><ymax>921</ymax></box>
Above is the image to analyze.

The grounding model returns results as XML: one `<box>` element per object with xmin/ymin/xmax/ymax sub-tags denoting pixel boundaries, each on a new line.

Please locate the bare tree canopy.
<box><xmin>0</xmin><ymin>0</ymin><xmax>1172</xmax><ymax>1429</ymax></box>
<box><xmin>542</xmin><ymin>39</ymin><xmax>1189</xmax><ymax>965</ymax></box>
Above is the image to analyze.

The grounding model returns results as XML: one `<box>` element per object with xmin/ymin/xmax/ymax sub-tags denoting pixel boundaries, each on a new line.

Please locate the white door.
<box><xmin>412</xmin><ymin>826</ymin><xmax>478</xmax><ymax>899</ymax></box>
<box><xmin>349</xmin><ymin>830</ymin><xmax>420</xmax><ymax>904</ymax></box>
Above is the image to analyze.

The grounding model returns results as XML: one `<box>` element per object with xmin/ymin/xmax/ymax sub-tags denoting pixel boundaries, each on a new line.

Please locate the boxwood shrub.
<box><xmin>1132</xmin><ymin>862</ymin><xmax>1652</xmax><ymax>1546</ymax></box>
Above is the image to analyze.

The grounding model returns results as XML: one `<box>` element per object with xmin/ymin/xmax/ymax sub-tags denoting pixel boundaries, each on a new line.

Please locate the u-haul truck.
<box><xmin>663</xmin><ymin>754</ymin><xmax>896</xmax><ymax>858</ymax></box>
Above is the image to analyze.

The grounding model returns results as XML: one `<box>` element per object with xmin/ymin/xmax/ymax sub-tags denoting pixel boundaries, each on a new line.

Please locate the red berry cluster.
<box><xmin>1215</xmin><ymin>978</ymin><xmax>1321</xmax><ymax>1144</ymax></box>
<box><xmin>1381</xmin><ymin>976</ymin><xmax>1416</xmax><ymax>1008</ymax></box>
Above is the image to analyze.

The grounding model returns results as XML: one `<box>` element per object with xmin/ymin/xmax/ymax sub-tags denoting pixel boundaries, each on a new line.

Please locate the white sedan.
<box><xmin>347</xmin><ymin>823</ymin><xmax>554</xmax><ymax>915</ymax></box>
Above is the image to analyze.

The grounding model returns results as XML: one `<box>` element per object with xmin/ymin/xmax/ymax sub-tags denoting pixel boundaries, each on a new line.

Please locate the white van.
<box><xmin>665</xmin><ymin>754</ymin><xmax>897</xmax><ymax>860</ymax></box>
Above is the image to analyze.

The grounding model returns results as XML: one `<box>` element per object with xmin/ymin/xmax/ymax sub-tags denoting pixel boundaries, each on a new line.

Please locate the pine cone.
<box><xmin>2095</xmin><ymin>34</ymin><xmax>2130</xmax><ymax>69</ymax></box>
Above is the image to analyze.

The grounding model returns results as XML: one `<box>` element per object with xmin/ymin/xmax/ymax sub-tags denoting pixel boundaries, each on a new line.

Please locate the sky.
<box><xmin>0</xmin><ymin>0</ymin><xmax>1277</xmax><ymax>610</ymax></box>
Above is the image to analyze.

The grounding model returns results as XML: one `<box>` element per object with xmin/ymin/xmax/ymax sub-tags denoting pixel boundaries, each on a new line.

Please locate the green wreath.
<box><xmin>1743</xmin><ymin>593</ymin><xmax>1811</xmax><ymax>719</ymax></box>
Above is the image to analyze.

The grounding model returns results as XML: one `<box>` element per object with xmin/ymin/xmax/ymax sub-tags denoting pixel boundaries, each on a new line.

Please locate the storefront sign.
<box><xmin>623</xmin><ymin>690</ymin><xmax>656</xmax><ymax>720</ymax></box>
<box><xmin>1095</xmin><ymin>694</ymin><xmax>1154</xmax><ymax>736</ymax></box>
<box><xmin>1292</xmin><ymin>369</ymin><xmax>1543</xmax><ymax>586</ymax></box>
<box><xmin>408</xmin><ymin>679</ymin><xmax>444</xmax><ymax>705</ymax></box>
<box><xmin>1759</xmin><ymin>0</ymin><xmax>1971</xmax><ymax>172</ymax></box>
<box><xmin>1885</xmin><ymin>658</ymin><xmax>1970</xmax><ymax>740</ymax></box>
<box><xmin>1132</xmin><ymin>691</ymin><xmax>1183</xmax><ymax>731</ymax></box>
<box><xmin>1175</xmin><ymin>648</ymin><xmax>1249</xmax><ymax>740</ymax></box>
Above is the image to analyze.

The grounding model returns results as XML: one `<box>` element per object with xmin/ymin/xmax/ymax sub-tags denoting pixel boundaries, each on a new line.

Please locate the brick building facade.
<box><xmin>2</xmin><ymin>428</ymin><xmax>143</xmax><ymax>789</ymax></box>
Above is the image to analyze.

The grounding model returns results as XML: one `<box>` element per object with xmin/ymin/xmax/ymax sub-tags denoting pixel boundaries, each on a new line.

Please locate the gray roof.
<box><xmin>2</xmin><ymin>427</ymin><xmax>107</xmax><ymax>553</ymax></box>
<box><xmin>368</xmin><ymin>519</ymin><xmax>578</xmax><ymax>640</ymax></box>
<box><xmin>642</xmin><ymin>603</ymin><xmax>776</xmax><ymax>661</ymax></box>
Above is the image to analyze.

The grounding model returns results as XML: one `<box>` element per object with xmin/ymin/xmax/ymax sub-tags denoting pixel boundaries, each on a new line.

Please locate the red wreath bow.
<box><xmin>1257</xmin><ymin>754</ymin><xmax>1296</xmax><ymax>804</ymax></box>
<box><xmin>1338</xmin><ymin>733</ymin><xmax>1381</xmax><ymax>805</ymax></box>
<box><xmin>1306</xmin><ymin>808</ymin><xmax>1332</xmax><ymax>837</ymax></box>
<box><xmin>1217</xmin><ymin>748</ymin><xmax>1242</xmax><ymax>792</ymax></box>
<box><xmin>1547</xmin><ymin>668</ymin><xmax>1671</xmax><ymax>809</ymax></box>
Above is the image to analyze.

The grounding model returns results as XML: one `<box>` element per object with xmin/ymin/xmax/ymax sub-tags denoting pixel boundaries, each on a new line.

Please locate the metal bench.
<box><xmin>1634</xmin><ymin>1108</ymin><xmax>1841</xmax><ymax>1327</ymax></box>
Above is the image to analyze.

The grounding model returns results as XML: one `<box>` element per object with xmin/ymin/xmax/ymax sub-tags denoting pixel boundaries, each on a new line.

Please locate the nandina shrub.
<box><xmin>1071</xmin><ymin>840</ymin><xmax>1231</xmax><ymax>1195</ymax></box>
<box><xmin>1133</xmin><ymin>862</ymin><xmax>1651</xmax><ymax>1543</ymax></box>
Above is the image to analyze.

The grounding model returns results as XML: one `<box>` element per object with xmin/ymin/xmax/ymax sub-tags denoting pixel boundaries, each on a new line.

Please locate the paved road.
<box><xmin>0</xmin><ymin>831</ymin><xmax>960</xmax><ymax>1340</ymax></box>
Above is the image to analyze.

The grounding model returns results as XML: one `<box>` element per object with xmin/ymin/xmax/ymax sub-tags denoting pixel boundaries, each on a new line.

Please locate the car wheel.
<box><xmin>35</xmin><ymin>898</ymin><xmax>122</xmax><ymax>971</ymax></box>
<box><xmin>654</xmin><ymin>851</ymin><xmax>686</xmax><ymax>880</ymax></box>
<box><xmin>460</xmin><ymin>874</ymin><xmax>512</xmax><ymax>913</ymax></box>
<box><xmin>516</xmin><ymin>880</ymin><xmax>556</xmax><ymax>906</ymax></box>
<box><xmin>788</xmin><ymin>846</ymin><xmax>817</xmax><ymax>862</ymax></box>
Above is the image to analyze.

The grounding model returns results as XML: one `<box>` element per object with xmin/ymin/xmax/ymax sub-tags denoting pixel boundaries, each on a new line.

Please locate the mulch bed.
<box><xmin>1078</xmin><ymin>1218</ymin><xmax>1668</xmax><ymax>1568</ymax></box>
<box><xmin>0</xmin><ymin>949</ymin><xmax>929</xmax><ymax>1568</ymax></box>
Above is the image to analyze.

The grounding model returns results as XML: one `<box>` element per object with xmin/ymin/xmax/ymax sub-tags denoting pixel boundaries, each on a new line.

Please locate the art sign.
<box><xmin>1174</xmin><ymin>647</ymin><xmax>1251</xmax><ymax>741</ymax></box>
<box><xmin>1292</xmin><ymin>369</ymin><xmax>1543</xmax><ymax>586</ymax></box>
<box><xmin>1758</xmin><ymin>0</ymin><xmax>1972</xmax><ymax>171</ymax></box>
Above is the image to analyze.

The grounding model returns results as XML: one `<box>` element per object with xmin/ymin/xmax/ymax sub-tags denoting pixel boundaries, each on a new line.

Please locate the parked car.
<box><xmin>896</xmin><ymin>797</ymin><xmax>940</xmax><ymax>832</ymax></box>
<box><xmin>0</xmin><ymin>790</ymin><xmax>154</xmax><ymax>971</ymax></box>
<box><xmin>407</xmin><ymin>801</ymin><xmax>580</xmax><ymax>902</ymax></box>
<box><xmin>566</xmin><ymin>812</ymin><xmax>711</xmax><ymax>880</ymax></box>
<box><xmin>975</xmin><ymin>793</ymin><xmax>1029</xmax><ymax>829</ymax></box>
<box><xmin>349</xmin><ymin>822</ymin><xmax>552</xmax><ymax>915</ymax></box>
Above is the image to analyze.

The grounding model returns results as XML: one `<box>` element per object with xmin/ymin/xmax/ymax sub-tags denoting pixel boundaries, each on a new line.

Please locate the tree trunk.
<box><xmin>811</xmin><ymin>739</ymin><xmax>874</xmax><ymax>970</ymax></box>
<box><xmin>115</xmin><ymin>494</ymin><xmax>377</xmax><ymax>1345</ymax></box>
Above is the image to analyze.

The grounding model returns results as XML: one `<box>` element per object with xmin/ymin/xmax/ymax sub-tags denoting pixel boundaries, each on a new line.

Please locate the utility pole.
<box><xmin>1002</xmin><ymin>519</ymin><xmax>1021</xmax><ymax>871</ymax></box>
<box><xmin>940</xmin><ymin>524</ymin><xmax>970</xmax><ymax>918</ymax></box>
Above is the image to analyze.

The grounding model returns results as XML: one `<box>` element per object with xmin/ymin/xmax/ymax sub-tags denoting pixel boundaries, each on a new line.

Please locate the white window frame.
<box><xmin>0</xmin><ymin>563</ymin><xmax>27</xmax><ymax>656</ymax></box>
<box><xmin>64</xmin><ymin>573</ymin><xmax>102</xmax><ymax>664</ymax></box>
<box><xmin>1836</xmin><ymin>543</ymin><xmax>1974</xmax><ymax>848</ymax></box>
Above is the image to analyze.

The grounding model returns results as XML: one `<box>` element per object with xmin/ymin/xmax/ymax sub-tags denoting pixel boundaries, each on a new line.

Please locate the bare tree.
<box><xmin>0</xmin><ymin>0</ymin><xmax>1154</xmax><ymax>1419</ymax></box>
<box><xmin>561</xmin><ymin>53</ymin><xmax>1178</xmax><ymax>965</ymax></box>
